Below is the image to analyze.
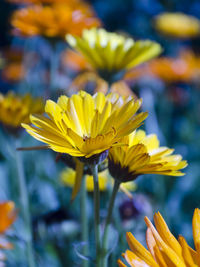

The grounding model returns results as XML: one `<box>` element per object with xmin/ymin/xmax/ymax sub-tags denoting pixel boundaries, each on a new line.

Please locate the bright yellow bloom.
<box><xmin>22</xmin><ymin>91</ymin><xmax>148</xmax><ymax>160</ymax></box>
<box><xmin>11</xmin><ymin>4</ymin><xmax>101</xmax><ymax>39</ymax></box>
<box><xmin>118</xmin><ymin>209</ymin><xmax>200</xmax><ymax>267</ymax></box>
<box><xmin>66</xmin><ymin>28</ymin><xmax>162</xmax><ymax>80</ymax></box>
<box><xmin>0</xmin><ymin>92</ymin><xmax>44</xmax><ymax>129</ymax></box>
<box><xmin>108</xmin><ymin>130</ymin><xmax>187</xmax><ymax>182</ymax></box>
<box><xmin>61</xmin><ymin>168</ymin><xmax>136</xmax><ymax>192</ymax></box>
<box><xmin>155</xmin><ymin>13</ymin><xmax>200</xmax><ymax>38</ymax></box>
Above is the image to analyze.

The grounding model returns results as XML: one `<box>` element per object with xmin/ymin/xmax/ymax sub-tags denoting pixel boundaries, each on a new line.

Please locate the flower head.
<box><xmin>0</xmin><ymin>201</ymin><xmax>17</xmax><ymax>253</ymax></box>
<box><xmin>22</xmin><ymin>91</ymin><xmax>147</xmax><ymax>161</ymax></box>
<box><xmin>11</xmin><ymin>4</ymin><xmax>101</xmax><ymax>39</ymax></box>
<box><xmin>8</xmin><ymin>0</ymin><xmax>80</xmax><ymax>4</ymax></box>
<box><xmin>66</xmin><ymin>28</ymin><xmax>162</xmax><ymax>81</ymax></box>
<box><xmin>118</xmin><ymin>209</ymin><xmax>200</xmax><ymax>267</ymax></box>
<box><xmin>155</xmin><ymin>12</ymin><xmax>200</xmax><ymax>38</ymax></box>
<box><xmin>0</xmin><ymin>92</ymin><xmax>44</xmax><ymax>131</ymax></box>
<box><xmin>108</xmin><ymin>130</ymin><xmax>187</xmax><ymax>182</ymax></box>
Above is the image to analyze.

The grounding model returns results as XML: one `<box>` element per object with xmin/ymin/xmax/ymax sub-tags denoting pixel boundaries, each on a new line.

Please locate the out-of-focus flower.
<box><xmin>0</xmin><ymin>92</ymin><xmax>44</xmax><ymax>131</ymax></box>
<box><xmin>0</xmin><ymin>201</ymin><xmax>17</xmax><ymax>252</ymax></box>
<box><xmin>119</xmin><ymin>194</ymin><xmax>152</xmax><ymax>221</ymax></box>
<box><xmin>0</xmin><ymin>202</ymin><xmax>16</xmax><ymax>235</ymax></box>
<box><xmin>62</xmin><ymin>49</ymin><xmax>92</xmax><ymax>72</ymax></box>
<box><xmin>22</xmin><ymin>91</ymin><xmax>147</xmax><ymax>162</ymax></box>
<box><xmin>11</xmin><ymin>4</ymin><xmax>101</xmax><ymax>39</ymax></box>
<box><xmin>67</xmin><ymin>28</ymin><xmax>162</xmax><ymax>82</ymax></box>
<box><xmin>155</xmin><ymin>12</ymin><xmax>200</xmax><ymax>38</ymax></box>
<box><xmin>118</xmin><ymin>209</ymin><xmax>200</xmax><ymax>267</ymax></box>
<box><xmin>2</xmin><ymin>63</ymin><xmax>25</xmax><ymax>83</ymax></box>
<box><xmin>61</xmin><ymin>168</ymin><xmax>136</xmax><ymax>192</ymax></box>
<box><xmin>8</xmin><ymin>0</ymin><xmax>80</xmax><ymax>4</ymax></box>
<box><xmin>69</xmin><ymin>72</ymin><xmax>135</xmax><ymax>97</ymax></box>
<box><xmin>108</xmin><ymin>129</ymin><xmax>187</xmax><ymax>183</ymax></box>
<box><xmin>125</xmin><ymin>50</ymin><xmax>200</xmax><ymax>84</ymax></box>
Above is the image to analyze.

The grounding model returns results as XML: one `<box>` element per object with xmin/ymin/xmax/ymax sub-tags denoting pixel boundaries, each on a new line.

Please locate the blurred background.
<box><xmin>0</xmin><ymin>0</ymin><xmax>200</xmax><ymax>266</ymax></box>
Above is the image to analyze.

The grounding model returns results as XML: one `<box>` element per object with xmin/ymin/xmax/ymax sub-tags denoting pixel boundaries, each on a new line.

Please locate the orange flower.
<box><xmin>2</xmin><ymin>63</ymin><xmax>25</xmax><ymax>83</ymax></box>
<box><xmin>118</xmin><ymin>209</ymin><xmax>200</xmax><ymax>267</ymax></box>
<box><xmin>0</xmin><ymin>202</ymin><xmax>16</xmax><ymax>235</ymax></box>
<box><xmin>62</xmin><ymin>49</ymin><xmax>92</xmax><ymax>72</ymax></box>
<box><xmin>125</xmin><ymin>50</ymin><xmax>200</xmax><ymax>83</ymax></box>
<box><xmin>11</xmin><ymin>3</ymin><xmax>101</xmax><ymax>39</ymax></box>
<box><xmin>8</xmin><ymin>0</ymin><xmax>80</xmax><ymax>4</ymax></box>
<box><xmin>0</xmin><ymin>201</ymin><xmax>17</xmax><ymax>253</ymax></box>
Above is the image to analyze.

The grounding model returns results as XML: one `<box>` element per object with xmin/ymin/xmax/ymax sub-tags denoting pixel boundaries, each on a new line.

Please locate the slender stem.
<box><xmin>90</xmin><ymin>164</ymin><xmax>101</xmax><ymax>267</ymax></box>
<box><xmin>80</xmin><ymin>175</ymin><xmax>89</xmax><ymax>267</ymax></box>
<box><xmin>102</xmin><ymin>180</ymin><xmax>120</xmax><ymax>267</ymax></box>
<box><xmin>15</xmin><ymin>139</ymin><xmax>35</xmax><ymax>267</ymax></box>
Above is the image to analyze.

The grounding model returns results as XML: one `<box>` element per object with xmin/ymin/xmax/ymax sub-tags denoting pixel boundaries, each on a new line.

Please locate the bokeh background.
<box><xmin>0</xmin><ymin>0</ymin><xmax>200</xmax><ymax>266</ymax></box>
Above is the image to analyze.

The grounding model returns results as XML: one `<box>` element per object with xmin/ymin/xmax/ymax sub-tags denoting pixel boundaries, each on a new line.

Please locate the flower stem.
<box><xmin>80</xmin><ymin>175</ymin><xmax>89</xmax><ymax>267</ymax></box>
<box><xmin>102</xmin><ymin>180</ymin><xmax>120</xmax><ymax>267</ymax></box>
<box><xmin>15</xmin><ymin>139</ymin><xmax>35</xmax><ymax>267</ymax></box>
<box><xmin>90</xmin><ymin>164</ymin><xmax>101</xmax><ymax>267</ymax></box>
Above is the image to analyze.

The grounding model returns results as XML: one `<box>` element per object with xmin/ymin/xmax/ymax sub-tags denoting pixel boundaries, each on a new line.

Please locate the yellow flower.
<box><xmin>22</xmin><ymin>91</ymin><xmax>148</xmax><ymax>161</ymax></box>
<box><xmin>118</xmin><ymin>209</ymin><xmax>200</xmax><ymax>267</ymax></box>
<box><xmin>108</xmin><ymin>130</ymin><xmax>187</xmax><ymax>182</ymax></box>
<box><xmin>11</xmin><ymin>4</ymin><xmax>101</xmax><ymax>39</ymax></box>
<box><xmin>61</xmin><ymin>168</ymin><xmax>136</xmax><ymax>192</ymax></box>
<box><xmin>0</xmin><ymin>92</ymin><xmax>44</xmax><ymax>129</ymax></box>
<box><xmin>155</xmin><ymin>12</ymin><xmax>200</xmax><ymax>38</ymax></box>
<box><xmin>66</xmin><ymin>28</ymin><xmax>162</xmax><ymax>81</ymax></box>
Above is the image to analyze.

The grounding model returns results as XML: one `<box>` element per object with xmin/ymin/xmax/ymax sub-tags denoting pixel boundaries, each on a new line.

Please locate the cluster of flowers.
<box><xmin>1</xmin><ymin>0</ymin><xmax>199</xmax><ymax>266</ymax></box>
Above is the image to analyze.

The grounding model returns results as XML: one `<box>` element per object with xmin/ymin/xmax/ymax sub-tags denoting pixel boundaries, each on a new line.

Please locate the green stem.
<box><xmin>15</xmin><ymin>139</ymin><xmax>35</xmax><ymax>267</ymax></box>
<box><xmin>80</xmin><ymin>175</ymin><xmax>89</xmax><ymax>267</ymax></box>
<box><xmin>102</xmin><ymin>180</ymin><xmax>120</xmax><ymax>267</ymax></box>
<box><xmin>90</xmin><ymin>164</ymin><xmax>101</xmax><ymax>267</ymax></box>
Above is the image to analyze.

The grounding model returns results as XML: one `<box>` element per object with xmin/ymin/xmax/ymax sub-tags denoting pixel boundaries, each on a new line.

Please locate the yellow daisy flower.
<box><xmin>0</xmin><ymin>92</ymin><xmax>44</xmax><ymax>130</ymax></box>
<box><xmin>22</xmin><ymin>91</ymin><xmax>148</xmax><ymax>162</ymax></box>
<box><xmin>155</xmin><ymin>13</ymin><xmax>200</xmax><ymax>38</ymax></box>
<box><xmin>108</xmin><ymin>130</ymin><xmax>187</xmax><ymax>182</ymax></box>
<box><xmin>66</xmin><ymin>28</ymin><xmax>162</xmax><ymax>81</ymax></box>
<box><xmin>61</xmin><ymin>168</ymin><xmax>136</xmax><ymax>192</ymax></box>
<box><xmin>118</xmin><ymin>209</ymin><xmax>200</xmax><ymax>267</ymax></box>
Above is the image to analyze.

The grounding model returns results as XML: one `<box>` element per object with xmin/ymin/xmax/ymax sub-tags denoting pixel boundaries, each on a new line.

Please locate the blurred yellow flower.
<box><xmin>0</xmin><ymin>92</ymin><xmax>44</xmax><ymax>129</ymax></box>
<box><xmin>155</xmin><ymin>12</ymin><xmax>200</xmax><ymax>38</ymax></box>
<box><xmin>118</xmin><ymin>209</ymin><xmax>200</xmax><ymax>267</ymax></box>
<box><xmin>11</xmin><ymin>4</ymin><xmax>101</xmax><ymax>39</ymax></box>
<box><xmin>61</xmin><ymin>168</ymin><xmax>136</xmax><ymax>192</ymax></box>
<box><xmin>66</xmin><ymin>28</ymin><xmax>162</xmax><ymax>81</ymax></box>
<box><xmin>22</xmin><ymin>91</ymin><xmax>147</xmax><ymax>160</ymax></box>
<box><xmin>108</xmin><ymin>130</ymin><xmax>187</xmax><ymax>182</ymax></box>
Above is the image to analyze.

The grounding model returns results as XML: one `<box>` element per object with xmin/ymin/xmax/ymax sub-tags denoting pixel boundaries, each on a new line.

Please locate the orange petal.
<box><xmin>153</xmin><ymin>212</ymin><xmax>183</xmax><ymax>258</ymax></box>
<box><xmin>126</xmin><ymin>232</ymin><xmax>158</xmax><ymax>266</ymax></box>
<box><xmin>144</xmin><ymin>217</ymin><xmax>185</xmax><ymax>267</ymax></box>
<box><xmin>192</xmin><ymin>208</ymin><xmax>200</xmax><ymax>254</ymax></box>
<box><xmin>178</xmin><ymin>235</ymin><xmax>198</xmax><ymax>267</ymax></box>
